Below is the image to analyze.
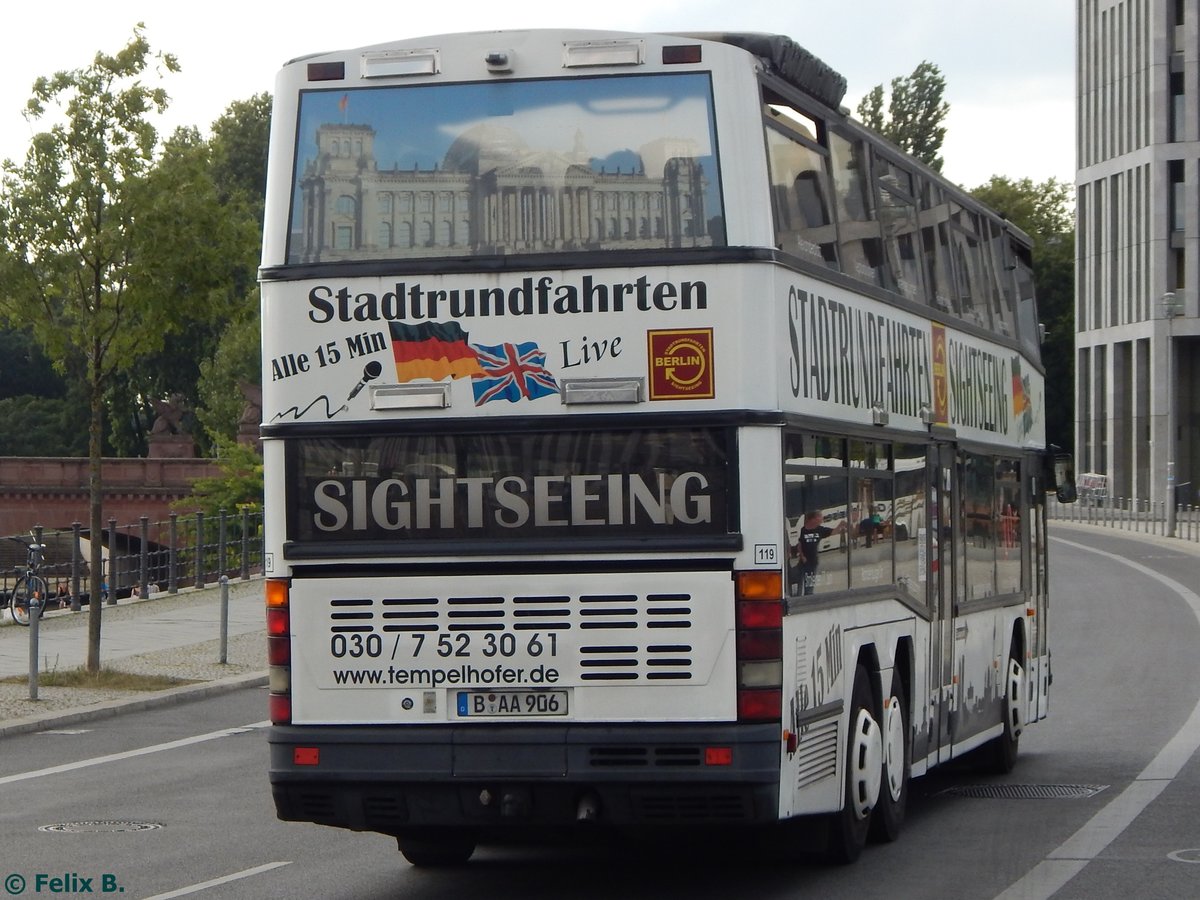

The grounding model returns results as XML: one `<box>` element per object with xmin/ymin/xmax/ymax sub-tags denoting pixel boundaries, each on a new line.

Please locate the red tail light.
<box><xmin>736</xmin><ymin>628</ymin><xmax>783</xmax><ymax>660</ymax></box>
<box><xmin>269</xmin><ymin>693</ymin><xmax>292</xmax><ymax>725</ymax></box>
<box><xmin>737</xmin><ymin>689</ymin><xmax>782</xmax><ymax>721</ymax></box>
<box><xmin>734</xmin><ymin>570</ymin><xmax>783</xmax><ymax>723</ymax></box>
<box><xmin>266</xmin><ymin>579</ymin><xmax>291</xmax><ymax>725</ymax></box>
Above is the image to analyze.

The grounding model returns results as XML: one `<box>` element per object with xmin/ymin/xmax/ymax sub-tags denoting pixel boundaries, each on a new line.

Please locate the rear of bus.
<box><xmin>260</xmin><ymin>30</ymin><xmax>814</xmax><ymax>853</ymax></box>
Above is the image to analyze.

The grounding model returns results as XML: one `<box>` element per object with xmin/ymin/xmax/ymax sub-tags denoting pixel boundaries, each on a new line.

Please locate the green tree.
<box><xmin>0</xmin><ymin>25</ymin><xmax>179</xmax><ymax>672</ymax></box>
<box><xmin>970</xmin><ymin>176</ymin><xmax>1076</xmax><ymax>451</ymax></box>
<box><xmin>174</xmin><ymin>438</ymin><xmax>264</xmax><ymax>515</ymax></box>
<box><xmin>0</xmin><ymin>394</ymin><xmax>89</xmax><ymax>456</ymax></box>
<box><xmin>196</xmin><ymin>304</ymin><xmax>262</xmax><ymax>443</ymax></box>
<box><xmin>857</xmin><ymin>61</ymin><xmax>950</xmax><ymax>172</ymax></box>
<box><xmin>112</xmin><ymin>97</ymin><xmax>268</xmax><ymax>454</ymax></box>
<box><xmin>0</xmin><ymin>327</ymin><xmax>64</xmax><ymax>399</ymax></box>
<box><xmin>209</xmin><ymin>93</ymin><xmax>271</xmax><ymax>209</ymax></box>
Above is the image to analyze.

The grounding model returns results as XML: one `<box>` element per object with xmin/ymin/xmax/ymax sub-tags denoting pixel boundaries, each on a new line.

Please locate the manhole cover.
<box><xmin>938</xmin><ymin>784</ymin><xmax>1108</xmax><ymax>800</ymax></box>
<box><xmin>39</xmin><ymin>821</ymin><xmax>163</xmax><ymax>833</ymax></box>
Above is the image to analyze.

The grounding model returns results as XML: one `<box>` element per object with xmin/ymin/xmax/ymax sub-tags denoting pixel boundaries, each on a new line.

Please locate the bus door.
<box><xmin>1029</xmin><ymin>484</ymin><xmax>1050</xmax><ymax>722</ymax></box>
<box><xmin>928</xmin><ymin>441</ymin><xmax>960</xmax><ymax>762</ymax></box>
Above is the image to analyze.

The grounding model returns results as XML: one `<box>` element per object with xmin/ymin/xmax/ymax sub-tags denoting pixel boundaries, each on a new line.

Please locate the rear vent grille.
<box><xmin>588</xmin><ymin>746</ymin><xmax>704</xmax><ymax>768</ymax></box>
<box><xmin>362</xmin><ymin>795</ymin><xmax>408</xmax><ymax>826</ymax></box>
<box><xmin>632</xmin><ymin>791</ymin><xmax>752</xmax><ymax>822</ymax></box>
<box><xmin>293</xmin><ymin>791</ymin><xmax>337</xmax><ymax>821</ymax></box>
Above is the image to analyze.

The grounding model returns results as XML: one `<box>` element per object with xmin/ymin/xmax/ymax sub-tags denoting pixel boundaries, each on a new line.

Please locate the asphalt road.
<box><xmin>1</xmin><ymin>523</ymin><xmax>1198</xmax><ymax>900</ymax></box>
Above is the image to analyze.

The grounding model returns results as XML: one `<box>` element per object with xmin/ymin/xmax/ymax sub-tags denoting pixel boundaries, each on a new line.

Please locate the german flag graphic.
<box><xmin>389</xmin><ymin>322</ymin><xmax>483</xmax><ymax>382</ymax></box>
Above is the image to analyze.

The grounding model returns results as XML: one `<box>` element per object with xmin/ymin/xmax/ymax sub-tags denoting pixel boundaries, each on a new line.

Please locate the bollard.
<box><xmin>219</xmin><ymin>574</ymin><xmax>229</xmax><ymax>665</ymax></box>
<box><xmin>28</xmin><ymin>592</ymin><xmax>41</xmax><ymax>701</ymax></box>
<box><xmin>218</xmin><ymin>509</ymin><xmax>228</xmax><ymax>581</ymax></box>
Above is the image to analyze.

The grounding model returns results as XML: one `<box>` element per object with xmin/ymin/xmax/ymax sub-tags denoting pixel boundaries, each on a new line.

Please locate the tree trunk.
<box><xmin>86</xmin><ymin>355</ymin><xmax>104</xmax><ymax>673</ymax></box>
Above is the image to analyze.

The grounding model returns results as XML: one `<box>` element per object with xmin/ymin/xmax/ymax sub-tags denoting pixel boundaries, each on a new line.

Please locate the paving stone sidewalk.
<box><xmin>0</xmin><ymin>578</ymin><xmax>266</xmax><ymax>736</ymax></box>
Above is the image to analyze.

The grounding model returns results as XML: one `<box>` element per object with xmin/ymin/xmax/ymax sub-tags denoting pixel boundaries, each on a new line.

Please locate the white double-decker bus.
<box><xmin>261</xmin><ymin>29</ymin><xmax>1076</xmax><ymax>865</ymax></box>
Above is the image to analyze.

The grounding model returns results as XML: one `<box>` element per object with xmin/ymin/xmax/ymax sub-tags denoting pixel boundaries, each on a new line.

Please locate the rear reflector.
<box><xmin>294</xmin><ymin>747</ymin><xmax>320</xmax><ymax>766</ymax></box>
<box><xmin>704</xmin><ymin>746</ymin><xmax>732</xmax><ymax>766</ymax></box>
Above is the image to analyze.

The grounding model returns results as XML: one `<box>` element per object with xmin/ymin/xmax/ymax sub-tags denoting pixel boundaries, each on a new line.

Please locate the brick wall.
<box><xmin>0</xmin><ymin>457</ymin><xmax>221</xmax><ymax>534</ymax></box>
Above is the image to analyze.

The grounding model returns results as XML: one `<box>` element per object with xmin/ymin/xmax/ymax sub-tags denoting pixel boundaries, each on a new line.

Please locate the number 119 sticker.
<box><xmin>754</xmin><ymin>544</ymin><xmax>778</xmax><ymax>566</ymax></box>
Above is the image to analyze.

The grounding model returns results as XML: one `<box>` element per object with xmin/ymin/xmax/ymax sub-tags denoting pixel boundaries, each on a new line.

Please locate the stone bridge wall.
<box><xmin>0</xmin><ymin>457</ymin><xmax>220</xmax><ymax>535</ymax></box>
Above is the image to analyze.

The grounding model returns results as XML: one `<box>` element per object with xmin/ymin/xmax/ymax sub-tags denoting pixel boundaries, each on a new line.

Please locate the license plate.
<box><xmin>456</xmin><ymin>690</ymin><xmax>568</xmax><ymax>717</ymax></box>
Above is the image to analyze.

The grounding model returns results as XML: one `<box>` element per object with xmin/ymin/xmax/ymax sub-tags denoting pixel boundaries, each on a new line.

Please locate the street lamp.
<box><xmin>1162</xmin><ymin>291</ymin><xmax>1182</xmax><ymax>537</ymax></box>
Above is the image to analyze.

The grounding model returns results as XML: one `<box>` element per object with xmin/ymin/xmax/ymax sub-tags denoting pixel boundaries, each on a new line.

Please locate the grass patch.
<box><xmin>0</xmin><ymin>668</ymin><xmax>199</xmax><ymax>691</ymax></box>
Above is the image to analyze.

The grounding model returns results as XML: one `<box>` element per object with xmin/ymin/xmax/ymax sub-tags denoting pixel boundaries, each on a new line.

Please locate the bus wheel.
<box><xmin>870</xmin><ymin>670</ymin><xmax>909</xmax><ymax>843</ymax></box>
<box><xmin>397</xmin><ymin>831</ymin><xmax>476</xmax><ymax>867</ymax></box>
<box><xmin>826</xmin><ymin>665</ymin><xmax>882</xmax><ymax>864</ymax></box>
<box><xmin>985</xmin><ymin>656</ymin><xmax>1024</xmax><ymax>774</ymax></box>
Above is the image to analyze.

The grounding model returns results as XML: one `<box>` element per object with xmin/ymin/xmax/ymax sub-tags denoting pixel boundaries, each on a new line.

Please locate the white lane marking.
<box><xmin>0</xmin><ymin>721</ymin><xmax>269</xmax><ymax>787</ymax></box>
<box><xmin>140</xmin><ymin>862</ymin><xmax>291</xmax><ymax>899</ymax></box>
<box><xmin>994</xmin><ymin>537</ymin><xmax>1200</xmax><ymax>900</ymax></box>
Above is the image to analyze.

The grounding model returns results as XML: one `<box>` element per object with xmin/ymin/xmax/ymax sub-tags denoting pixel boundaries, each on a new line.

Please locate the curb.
<box><xmin>0</xmin><ymin>672</ymin><xmax>267</xmax><ymax>738</ymax></box>
<box><xmin>1049</xmin><ymin>519</ymin><xmax>1200</xmax><ymax>557</ymax></box>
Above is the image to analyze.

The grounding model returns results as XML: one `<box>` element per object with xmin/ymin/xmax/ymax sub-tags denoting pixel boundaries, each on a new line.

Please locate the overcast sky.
<box><xmin>2</xmin><ymin>1</ymin><xmax>1075</xmax><ymax>189</ymax></box>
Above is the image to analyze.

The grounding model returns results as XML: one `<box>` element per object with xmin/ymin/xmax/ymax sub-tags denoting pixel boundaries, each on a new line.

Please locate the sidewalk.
<box><xmin>0</xmin><ymin>577</ymin><xmax>266</xmax><ymax>737</ymax></box>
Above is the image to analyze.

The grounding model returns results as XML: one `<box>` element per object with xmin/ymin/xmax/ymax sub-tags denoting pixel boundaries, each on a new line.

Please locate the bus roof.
<box><xmin>671</xmin><ymin>32</ymin><xmax>848</xmax><ymax>110</ymax></box>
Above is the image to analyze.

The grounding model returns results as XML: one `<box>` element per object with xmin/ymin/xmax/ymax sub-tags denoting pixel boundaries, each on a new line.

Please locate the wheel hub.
<box><xmin>849</xmin><ymin>707</ymin><xmax>883</xmax><ymax>819</ymax></box>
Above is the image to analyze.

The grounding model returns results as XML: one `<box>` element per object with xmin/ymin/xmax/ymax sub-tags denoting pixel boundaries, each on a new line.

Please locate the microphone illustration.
<box><xmin>343</xmin><ymin>360</ymin><xmax>384</xmax><ymax>407</ymax></box>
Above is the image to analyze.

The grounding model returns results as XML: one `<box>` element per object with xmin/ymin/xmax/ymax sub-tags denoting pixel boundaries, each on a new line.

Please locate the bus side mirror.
<box><xmin>1051</xmin><ymin>450</ymin><xmax>1077</xmax><ymax>503</ymax></box>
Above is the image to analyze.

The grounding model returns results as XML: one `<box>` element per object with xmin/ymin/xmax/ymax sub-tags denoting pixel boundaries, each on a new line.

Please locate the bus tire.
<box><xmin>825</xmin><ymin>665</ymin><xmax>881</xmax><ymax>864</ymax></box>
<box><xmin>985</xmin><ymin>655</ymin><xmax>1024</xmax><ymax>774</ymax></box>
<box><xmin>397</xmin><ymin>831</ymin><xmax>476</xmax><ymax>867</ymax></box>
<box><xmin>869</xmin><ymin>670</ymin><xmax>909</xmax><ymax>842</ymax></box>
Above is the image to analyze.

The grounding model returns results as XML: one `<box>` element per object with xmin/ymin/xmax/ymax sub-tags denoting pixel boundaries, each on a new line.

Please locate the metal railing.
<box><xmin>1</xmin><ymin>509</ymin><xmax>264</xmax><ymax>610</ymax></box>
<box><xmin>1048</xmin><ymin>496</ymin><xmax>1200</xmax><ymax>543</ymax></box>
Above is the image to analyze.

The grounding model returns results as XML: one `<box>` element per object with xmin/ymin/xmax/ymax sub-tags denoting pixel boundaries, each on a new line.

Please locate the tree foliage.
<box><xmin>173</xmin><ymin>438</ymin><xmax>264</xmax><ymax>516</ymax></box>
<box><xmin>970</xmin><ymin>176</ymin><xmax>1076</xmax><ymax>452</ymax></box>
<box><xmin>857</xmin><ymin>61</ymin><xmax>950</xmax><ymax>172</ymax></box>
<box><xmin>196</xmin><ymin>303</ymin><xmax>262</xmax><ymax>443</ymax></box>
<box><xmin>0</xmin><ymin>24</ymin><xmax>180</xmax><ymax>670</ymax></box>
<box><xmin>109</xmin><ymin>98</ymin><xmax>268</xmax><ymax>454</ymax></box>
<box><xmin>210</xmin><ymin>93</ymin><xmax>271</xmax><ymax>210</ymax></box>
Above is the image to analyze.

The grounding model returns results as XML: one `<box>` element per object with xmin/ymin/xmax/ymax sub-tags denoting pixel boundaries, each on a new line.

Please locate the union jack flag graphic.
<box><xmin>470</xmin><ymin>341</ymin><xmax>559</xmax><ymax>406</ymax></box>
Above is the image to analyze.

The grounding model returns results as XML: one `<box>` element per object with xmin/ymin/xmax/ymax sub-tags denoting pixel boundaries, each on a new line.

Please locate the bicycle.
<box><xmin>8</xmin><ymin>540</ymin><xmax>48</xmax><ymax>627</ymax></box>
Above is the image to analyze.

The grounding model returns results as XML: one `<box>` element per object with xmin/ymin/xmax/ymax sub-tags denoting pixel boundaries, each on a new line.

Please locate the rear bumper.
<box><xmin>269</xmin><ymin>722</ymin><xmax>782</xmax><ymax>834</ymax></box>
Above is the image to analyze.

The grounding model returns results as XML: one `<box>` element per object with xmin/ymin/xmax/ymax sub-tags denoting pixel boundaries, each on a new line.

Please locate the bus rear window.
<box><xmin>287</xmin><ymin>73</ymin><xmax>725</xmax><ymax>264</ymax></box>
<box><xmin>284</xmin><ymin>428</ymin><xmax>734</xmax><ymax>547</ymax></box>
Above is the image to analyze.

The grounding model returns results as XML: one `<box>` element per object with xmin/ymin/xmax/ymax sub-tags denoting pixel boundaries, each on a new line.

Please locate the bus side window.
<box><xmin>893</xmin><ymin>444</ymin><xmax>927</xmax><ymax>603</ymax></box>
